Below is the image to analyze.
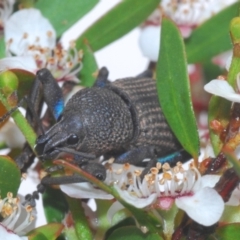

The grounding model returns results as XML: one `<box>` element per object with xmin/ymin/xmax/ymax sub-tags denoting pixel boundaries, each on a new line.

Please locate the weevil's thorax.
<box><xmin>63</xmin><ymin>87</ymin><xmax>134</xmax><ymax>155</ymax></box>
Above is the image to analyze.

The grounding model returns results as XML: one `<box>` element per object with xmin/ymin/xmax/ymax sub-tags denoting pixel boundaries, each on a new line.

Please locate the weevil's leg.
<box><xmin>23</xmin><ymin>162</ymin><xmax>107</xmax><ymax>207</ymax></box>
<box><xmin>157</xmin><ymin>149</ymin><xmax>192</xmax><ymax>167</ymax></box>
<box><xmin>36</xmin><ymin>68</ymin><xmax>64</xmax><ymax>121</ymax></box>
<box><xmin>94</xmin><ymin>67</ymin><xmax>110</xmax><ymax>88</ymax></box>
<box><xmin>114</xmin><ymin>146</ymin><xmax>156</xmax><ymax>165</ymax></box>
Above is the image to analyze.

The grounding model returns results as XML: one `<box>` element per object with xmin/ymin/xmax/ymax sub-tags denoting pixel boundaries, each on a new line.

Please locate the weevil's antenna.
<box><xmin>55</xmin><ymin>147</ymin><xmax>96</xmax><ymax>159</ymax></box>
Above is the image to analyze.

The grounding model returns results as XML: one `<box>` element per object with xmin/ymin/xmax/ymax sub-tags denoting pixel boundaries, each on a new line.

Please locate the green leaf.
<box><xmin>0</xmin><ymin>156</ymin><xmax>21</xmax><ymax>197</ymax></box>
<box><xmin>0</xmin><ymin>37</ymin><xmax>5</xmax><ymax>58</ymax></box>
<box><xmin>79</xmin><ymin>43</ymin><xmax>98</xmax><ymax>87</ymax></box>
<box><xmin>66</xmin><ymin>196</ymin><xmax>93</xmax><ymax>240</ymax></box>
<box><xmin>35</xmin><ymin>0</ymin><xmax>99</xmax><ymax>37</ymax></box>
<box><xmin>76</xmin><ymin>0</ymin><xmax>159</xmax><ymax>52</ymax></box>
<box><xmin>43</xmin><ymin>187</ymin><xmax>68</xmax><ymax>223</ymax></box>
<box><xmin>156</xmin><ymin>18</ymin><xmax>199</xmax><ymax>158</ymax></box>
<box><xmin>216</xmin><ymin>223</ymin><xmax>240</xmax><ymax>239</ymax></box>
<box><xmin>186</xmin><ymin>2</ymin><xmax>240</xmax><ymax>63</ymax></box>
<box><xmin>220</xmin><ymin>205</ymin><xmax>240</xmax><ymax>224</ymax></box>
<box><xmin>11</xmin><ymin>69</ymin><xmax>35</xmax><ymax>99</ymax></box>
<box><xmin>95</xmin><ymin>199</ymin><xmax>114</xmax><ymax>239</ymax></box>
<box><xmin>105</xmin><ymin>217</ymin><xmax>136</xmax><ymax>240</ymax></box>
<box><xmin>107</xmin><ymin>226</ymin><xmax>163</xmax><ymax>240</ymax></box>
<box><xmin>27</xmin><ymin>223</ymin><xmax>64</xmax><ymax>240</ymax></box>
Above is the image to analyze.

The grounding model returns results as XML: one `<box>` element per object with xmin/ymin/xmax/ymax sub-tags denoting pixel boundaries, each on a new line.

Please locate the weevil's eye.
<box><xmin>67</xmin><ymin>134</ymin><xmax>79</xmax><ymax>145</ymax></box>
<box><xmin>95</xmin><ymin>173</ymin><xmax>105</xmax><ymax>181</ymax></box>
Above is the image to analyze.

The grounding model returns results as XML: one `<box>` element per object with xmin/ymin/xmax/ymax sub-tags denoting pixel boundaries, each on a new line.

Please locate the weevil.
<box><xmin>1</xmin><ymin>67</ymin><xmax>190</xmax><ymax>206</ymax></box>
<box><xmin>34</xmin><ymin>67</ymin><xmax>189</xmax><ymax>175</ymax></box>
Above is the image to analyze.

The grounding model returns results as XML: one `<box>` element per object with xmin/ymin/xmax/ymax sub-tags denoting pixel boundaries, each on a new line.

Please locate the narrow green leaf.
<box><xmin>79</xmin><ymin>42</ymin><xmax>98</xmax><ymax>87</ymax></box>
<box><xmin>76</xmin><ymin>0</ymin><xmax>159</xmax><ymax>52</ymax></box>
<box><xmin>66</xmin><ymin>196</ymin><xmax>93</xmax><ymax>240</ymax></box>
<box><xmin>43</xmin><ymin>187</ymin><xmax>68</xmax><ymax>223</ymax></box>
<box><xmin>186</xmin><ymin>2</ymin><xmax>240</xmax><ymax>63</ymax></box>
<box><xmin>0</xmin><ymin>156</ymin><xmax>21</xmax><ymax>197</ymax></box>
<box><xmin>10</xmin><ymin>69</ymin><xmax>35</xmax><ymax>99</ymax></box>
<box><xmin>156</xmin><ymin>18</ymin><xmax>199</xmax><ymax>158</ymax></box>
<box><xmin>35</xmin><ymin>0</ymin><xmax>99</xmax><ymax>37</ymax></box>
<box><xmin>27</xmin><ymin>223</ymin><xmax>64</xmax><ymax>240</ymax></box>
<box><xmin>107</xmin><ymin>226</ymin><xmax>163</xmax><ymax>240</ymax></box>
<box><xmin>216</xmin><ymin>223</ymin><xmax>240</xmax><ymax>239</ymax></box>
<box><xmin>220</xmin><ymin>205</ymin><xmax>240</xmax><ymax>224</ymax></box>
<box><xmin>95</xmin><ymin>199</ymin><xmax>113</xmax><ymax>240</ymax></box>
<box><xmin>0</xmin><ymin>37</ymin><xmax>6</xmax><ymax>58</ymax></box>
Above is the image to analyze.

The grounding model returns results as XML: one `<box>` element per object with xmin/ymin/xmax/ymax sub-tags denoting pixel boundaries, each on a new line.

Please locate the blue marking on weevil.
<box><xmin>157</xmin><ymin>151</ymin><xmax>182</xmax><ymax>165</ymax></box>
<box><xmin>53</xmin><ymin>99</ymin><xmax>64</xmax><ymax>120</ymax></box>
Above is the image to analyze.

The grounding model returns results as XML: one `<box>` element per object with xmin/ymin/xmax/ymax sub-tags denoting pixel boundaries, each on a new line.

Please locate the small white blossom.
<box><xmin>4</xmin><ymin>8</ymin><xmax>82</xmax><ymax>82</ymax></box>
<box><xmin>139</xmin><ymin>0</ymin><xmax>237</xmax><ymax>60</ymax></box>
<box><xmin>0</xmin><ymin>192</ymin><xmax>35</xmax><ymax>237</ymax></box>
<box><xmin>0</xmin><ymin>224</ymin><xmax>28</xmax><ymax>240</ymax></box>
<box><xmin>204</xmin><ymin>74</ymin><xmax>240</xmax><ymax>103</ymax></box>
<box><xmin>5</xmin><ymin>9</ymin><xmax>56</xmax><ymax>56</ymax></box>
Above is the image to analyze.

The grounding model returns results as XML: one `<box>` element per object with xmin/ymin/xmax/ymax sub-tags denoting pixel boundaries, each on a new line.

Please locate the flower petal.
<box><xmin>200</xmin><ymin>175</ymin><xmax>221</xmax><ymax>188</ymax></box>
<box><xmin>114</xmin><ymin>185</ymin><xmax>157</xmax><ymax>208</ymax></box>
<box><xmin>139</xmin><ymin>25</ymin><xmax>161</xmax><ymax>62</ymax></box>
<box><xmin>60</xmin><ymin>182</ymin><xmax>113</xmax><ymax>200</ymax></box>
<box><xmin>0</xmin><ymin>224</ymin><xmax>26</xmax><ymax>240</ymax></box>
<box><xmin>204</xmin><ymin>80</ymin><xmax>240</xmax><ymax>102</ymax></box>
<box><xmin>5</xmin><ymin>9</ymin><xmax>56</xmax><ymax>55</ymax></box>
<box><xmin>176</xmin><ymin>187</ymin><xmax>224</xmax><ymax>226</ymax></box>
<box><xmin>0</xmin><ymin>56</ymin><xmax>37</xmax><ymax>73</ymax></box>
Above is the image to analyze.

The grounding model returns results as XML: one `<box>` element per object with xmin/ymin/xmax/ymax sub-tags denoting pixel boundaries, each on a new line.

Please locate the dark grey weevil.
<box><xmin>35</xmin><ymin>67</ymin><xmax>184</xmax><ymax>180</ymax></box>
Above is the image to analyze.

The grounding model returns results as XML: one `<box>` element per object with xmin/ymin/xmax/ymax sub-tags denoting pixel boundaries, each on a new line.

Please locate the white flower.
<box><xmin>161</xmin><ymin>0</ymin><xmax>236</xmax><ymax>32</ymax></box>
<box><xmin>204</xmin><ymin>74</ymin><xmax>240</xmax><ymax>103</ymax></box>
<box><xmin>0</xmin><ymin>224</ymin><xmax>28</xmax><ymax>240</ymax></box>
<box><xmin>60</xmin><ymin>163</ymin><xmax>140</xmax><ymax>201</ymax></box>
<box><xmin>5</xmin><ymin>9</ymin><xmax>56</xmax><ymax>56</ymax></box>
<box><xmin>138</xmin><ymin>26</ymin><xmax>161</xmax><ymax>62</ymax></box>
<box><xmin>0</xmin><ymin>192</ymin><xmax>35</xmax><ymax>237</ymax></box>
<box><xmin>113</xmin><ymin>163</ymin><xmax>224</xmax><ymax>226</ymax></box>
<box><xmin>4</xmin><ymin>9</ymin><xmax>82</xmax><ymax>82</ymax></box>
<box><xmin>0</xmin><ymin>0</ymin><xmax>15</xmax><ymax>33</ymax></box>
<box><xmin>139</xmin><ymin>0</ymin><xmax>237</xmax><ymax>60</ymax></box>
<box><xmin>0</xmin><ymin>56</ymin><xmax>37</xmax><ymax>73</ymax></box>
<box><xmin>61</xmin><ymin>161</ymin><xmax>224</xmax><ymax>227</ymax></box>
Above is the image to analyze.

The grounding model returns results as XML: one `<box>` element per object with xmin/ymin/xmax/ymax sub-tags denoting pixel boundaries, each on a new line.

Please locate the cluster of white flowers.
<box><xmin>61</xmin><ymin>161</ymin><xmax>226</xmax><ymax>227</ymax></box>
<box><xmin>139</xmin><ymin>0</ymin><xmax>237</xmax><ymax>61</ymax></box>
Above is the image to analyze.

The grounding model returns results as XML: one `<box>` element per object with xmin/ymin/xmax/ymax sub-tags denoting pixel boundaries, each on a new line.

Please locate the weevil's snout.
<box><xmin>35</xmin><ymin>134</ymin><xmax>52</xmax><ymax>156</ymax></box>
<box><xmin>35</xmin><ymin>116</ymin><xmax>85</xmax><ymax>160</ymax></box>
<box><xmin>35</xmin><ymin>134</ymin><xmax>60</xmax><ymax>160</ymax></box>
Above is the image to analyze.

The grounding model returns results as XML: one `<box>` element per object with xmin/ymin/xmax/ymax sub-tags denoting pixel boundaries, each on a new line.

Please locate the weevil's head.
<box><xmin>35</xmin><ymin>113</ymin><xmax>87</xmax><ymax>160</ymax></box>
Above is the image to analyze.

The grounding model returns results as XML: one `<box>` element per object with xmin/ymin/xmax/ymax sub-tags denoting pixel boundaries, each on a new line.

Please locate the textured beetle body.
<box><xmin>36</xmin><ymin>70</ymin><xmax>181</xmax><ymax>164</ymax></box>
